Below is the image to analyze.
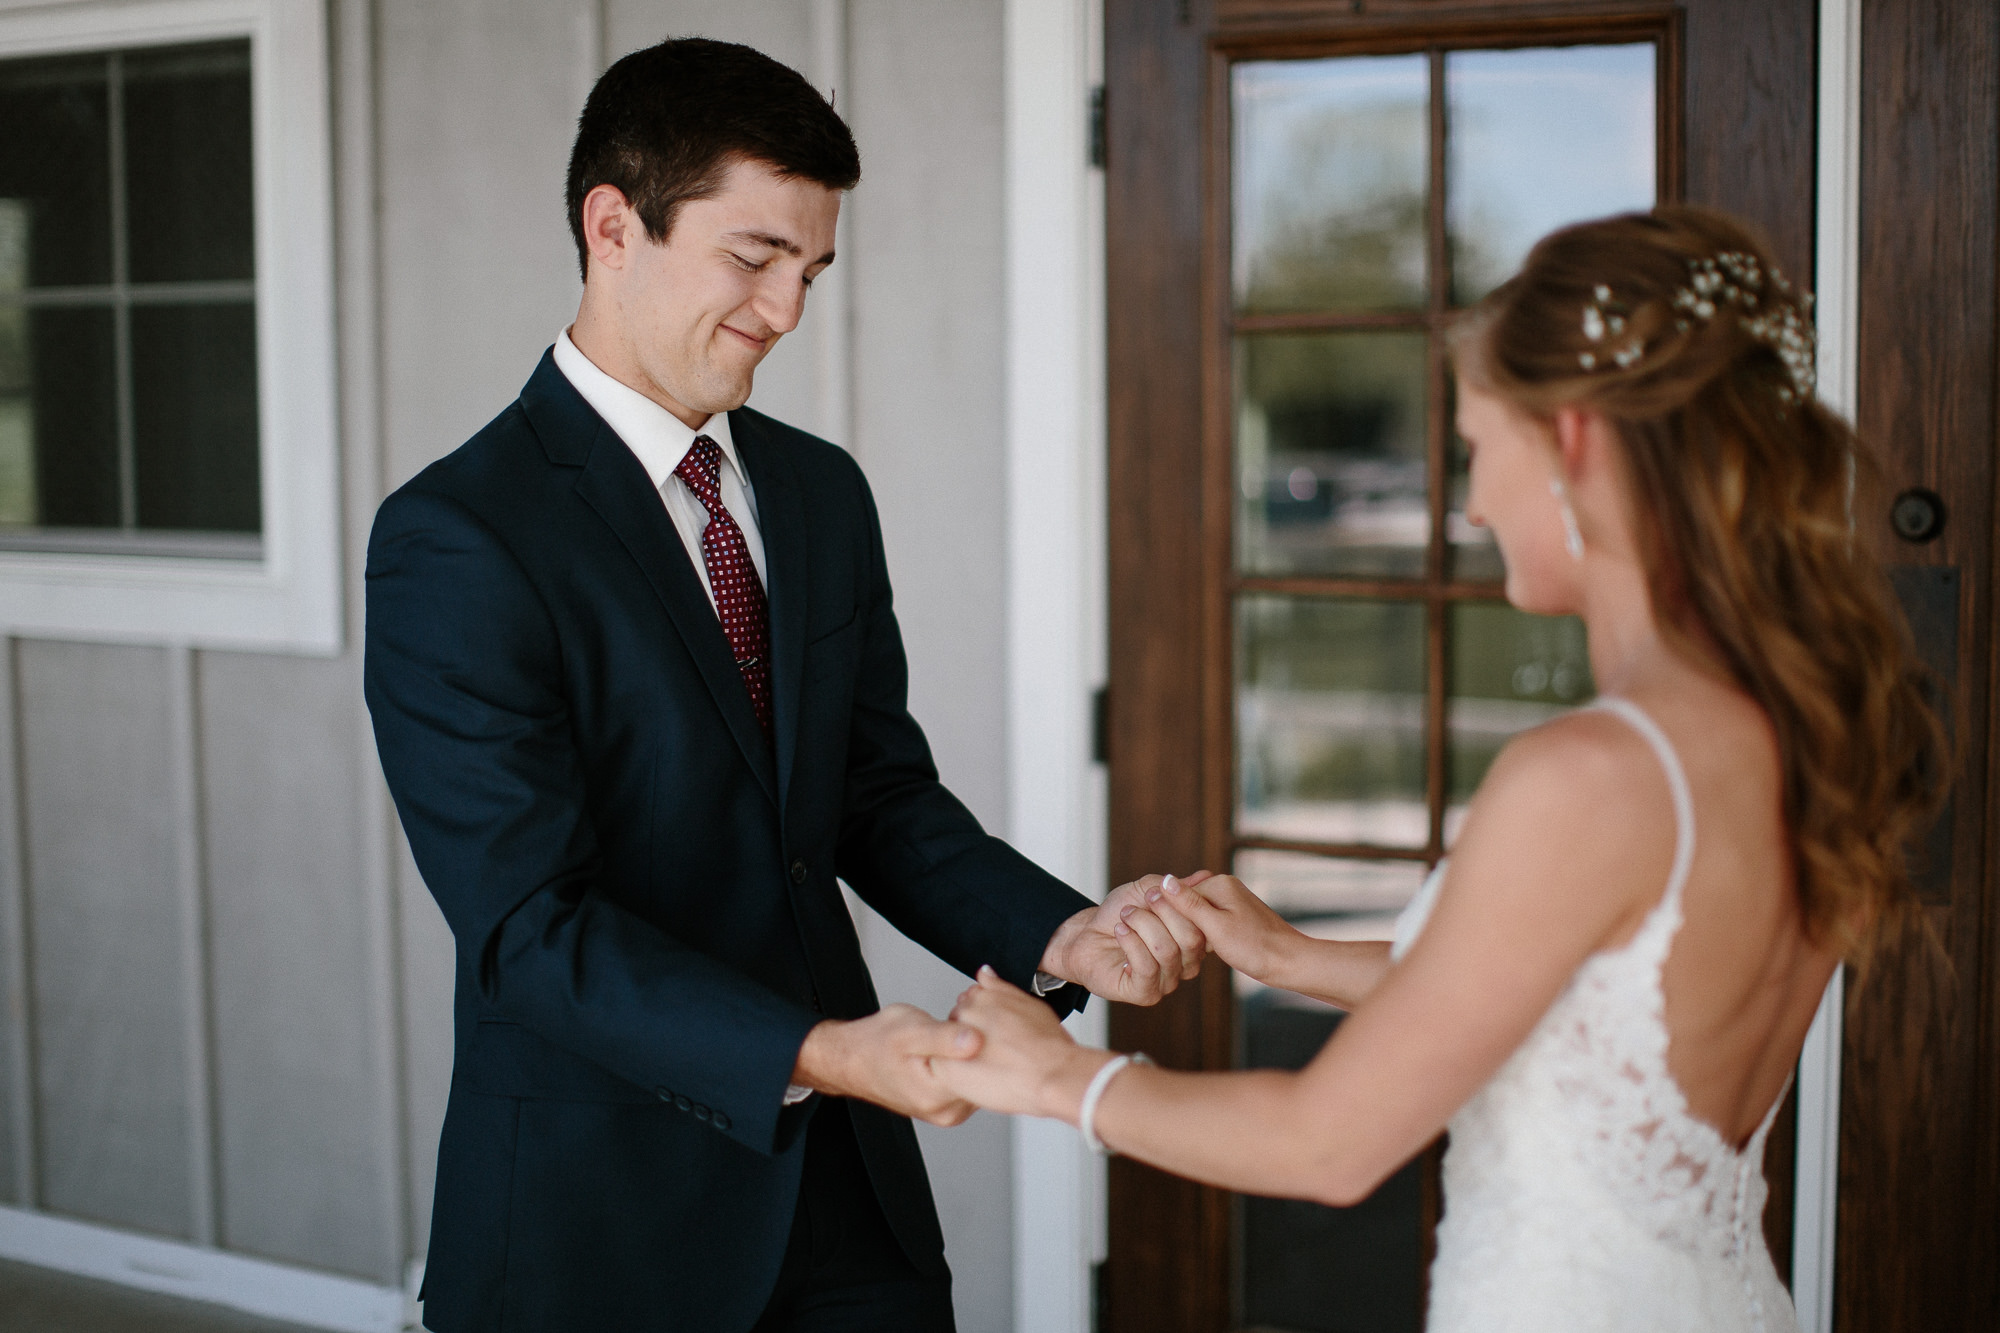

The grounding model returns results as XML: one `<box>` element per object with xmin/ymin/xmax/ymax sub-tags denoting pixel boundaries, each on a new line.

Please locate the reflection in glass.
<box><xmin>124</xmin><ymin>42</ymin><xmax>254</xmax><ymax>284</ymax></box>
<box><xmin>0</xmin><ymin>53</ymin><xmax>112</xmax><ymax>288</ymax></box>
<box><xmin>1238</xmin><ymin>332</ymin><xmax>1428</xmax><ymax>577</ymax></box>
<box><xmin>1233</xmin><ymin>55</ymin><xmax>1428</xmax><ymax>314</ymax></box>
<box><xmin>23</xmin><ymin>307</ymin><xmax>118</xmax><ymax>529</ymax></box>
<box><xmin>1446</xmin><ymin>44</ymin><xmax>1656</xmax><ymax>305</ymax></box>
<box><xmin>1447</xmin><ymin>602</ymin><xmax>1594</xmax><ymax>840</ymax></box>
<box><xmin>1237</xmin><ymin>597</ymin><xmax>1427</xmax><ymax>849</ymax></box>
<box><xmin>1234</xmin><ymin>848</ymin><xmax>1428</xmax><ymax>1333</ymax></box>
<box><xmin>132</xmin><ymin>303</ymin><xmax>259</xmax><ymax>532</ymax></box>
<box><xmin>0</xmin><ymin>200</ymin><xmax>29</xmax><ymax>525</ymax></box>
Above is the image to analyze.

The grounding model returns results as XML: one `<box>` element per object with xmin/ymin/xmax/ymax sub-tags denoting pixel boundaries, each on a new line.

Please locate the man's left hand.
<box><xmin>1037</xmin><ymin>873</ymin><xmax>1211</xmax><ymax>1005</ymax></box>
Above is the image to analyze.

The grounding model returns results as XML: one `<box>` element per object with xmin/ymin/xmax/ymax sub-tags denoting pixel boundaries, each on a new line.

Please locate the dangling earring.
<box><xmin>1549</xmin><ymin>478</ymin><xmax>1585</xmax><ymax>561</ymax></box>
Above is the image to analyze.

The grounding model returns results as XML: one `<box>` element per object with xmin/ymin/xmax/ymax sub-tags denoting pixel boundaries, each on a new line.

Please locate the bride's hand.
<box><xmin>932</xmin><ymin>967</ymin><xmax>1110</xmax><ymax>1120</ymax></box>
<box><xmin>1151</xmin><ymin>873</ymin><xmax>1307</xmax><ymax>989</ymax></box>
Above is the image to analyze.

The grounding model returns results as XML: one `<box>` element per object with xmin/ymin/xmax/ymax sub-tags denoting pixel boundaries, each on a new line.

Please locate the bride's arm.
<box><xmin>1148</xmin><ymin>873</ymin><xmax>1395</xmax><ymax>1010</ymax></box>
<box><xmin>939</xmin><ymin>712</ymin><xmax>1670</xmax><ymax>1205</ymax></box>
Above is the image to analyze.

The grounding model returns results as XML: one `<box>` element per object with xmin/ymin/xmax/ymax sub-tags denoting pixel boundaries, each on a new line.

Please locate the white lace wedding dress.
<box><xmin>1390</xmin><ymin>698</ymin><xmax>1795</xmax><ymax>1332</ymax></box>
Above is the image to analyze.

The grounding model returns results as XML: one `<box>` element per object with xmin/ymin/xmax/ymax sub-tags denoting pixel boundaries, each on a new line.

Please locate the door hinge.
<box><xmin>1091</xmin><ymin>685</ymin><xmax>1110</xmax><ymax>767</ymax></box>
<box><xmin>1088</xmin><ymin>84</ymin><xmax>1107</xmax><ymax>170</ymax></box>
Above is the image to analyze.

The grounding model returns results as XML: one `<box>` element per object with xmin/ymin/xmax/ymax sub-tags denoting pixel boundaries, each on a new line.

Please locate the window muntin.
<box><xmin>0</xmin><ymin>39</ymin><xmax>258</xmax><ymax>556</ymax></box>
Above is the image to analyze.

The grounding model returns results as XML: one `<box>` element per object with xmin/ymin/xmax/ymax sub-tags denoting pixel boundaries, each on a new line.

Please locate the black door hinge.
<box><xmin>1088</xmin><ymin>85</ymin><xmax>1107</xmax><ymax>170</ymax></box>
<box><xmin>1091</xmin><ymin>685</ymin><xmax>1110</xmax><ymax>767</ymax></box>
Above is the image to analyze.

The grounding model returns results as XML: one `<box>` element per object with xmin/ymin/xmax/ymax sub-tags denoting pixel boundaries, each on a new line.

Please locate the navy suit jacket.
<box><xmin>365</xmin><ymin>352</ymin><xmax>1092</xmax><ymax>1331</ymax></box>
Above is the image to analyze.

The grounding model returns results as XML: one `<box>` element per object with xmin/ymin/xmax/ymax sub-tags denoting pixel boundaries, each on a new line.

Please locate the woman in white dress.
<box><xmin>931</xmin><ymin>206</ymin><xmax>1944</xmax><ymax>1331</ymax></box>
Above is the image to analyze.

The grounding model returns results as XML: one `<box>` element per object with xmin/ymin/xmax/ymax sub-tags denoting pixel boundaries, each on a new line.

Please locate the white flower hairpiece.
<box><xmin>1578</xmin><ymin>253</ymin><xmax>1817</xmax><ymax>405</ymax></box>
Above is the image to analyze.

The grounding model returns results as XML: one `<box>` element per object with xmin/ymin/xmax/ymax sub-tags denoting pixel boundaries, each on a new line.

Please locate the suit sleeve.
<box><xmin>829</xmin><ymin>467</ymin><xmax>1096</xmax><ymax>1009</ymax></box>
<box><xmin>364</xmin><ymin>486</ymin><xmax>819</xmax><ymax>1156</ymax></box>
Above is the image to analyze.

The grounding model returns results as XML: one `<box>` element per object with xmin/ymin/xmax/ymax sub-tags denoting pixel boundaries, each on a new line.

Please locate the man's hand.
<box><xmin>791</xmin><ymin>1004</ymin><xmax>985</xmax><ymax>1127</ymax></box>
<box><xmin>1038</xmin><ymin>873</ymin><xmax>1212</xmax><ymax>1005</ymax></box>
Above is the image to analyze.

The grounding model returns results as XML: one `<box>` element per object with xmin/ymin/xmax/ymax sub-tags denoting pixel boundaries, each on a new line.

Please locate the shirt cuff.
<box><xmin>783</xmin><ymin>1083</ymin><xmax>814</xmax><ymax>1106</ymax></box>
<box><xmin>1031</xmin><ymin>970</ymin><xmax>1069</xmax><ymax>997</ymax></box>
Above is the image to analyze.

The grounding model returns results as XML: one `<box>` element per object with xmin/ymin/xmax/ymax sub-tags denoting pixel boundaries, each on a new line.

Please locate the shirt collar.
<box><xmin>552</xmin><ymin>329</ymin><xmax>744</xmax><ymax>492</ymax></box>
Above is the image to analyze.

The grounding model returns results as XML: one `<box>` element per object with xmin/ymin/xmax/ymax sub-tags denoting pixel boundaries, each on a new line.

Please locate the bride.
<box><xmin>932</xmin><ymin>206</ymin><xmax>1943</xmax><ymax>1330</ymax></box>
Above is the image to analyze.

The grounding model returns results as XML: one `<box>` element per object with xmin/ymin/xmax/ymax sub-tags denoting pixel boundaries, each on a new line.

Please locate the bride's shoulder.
<box><xmin>1453</xmin><ymin>707</ymin><xmax>1678</xmax><ymax>886</ymax></box>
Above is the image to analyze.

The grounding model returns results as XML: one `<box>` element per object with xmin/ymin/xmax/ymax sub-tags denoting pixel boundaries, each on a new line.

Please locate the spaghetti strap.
<box><xmin>1587</xmin><ymin>697</ymin><xmax>1697</xmax><ymax>912</ymax></box>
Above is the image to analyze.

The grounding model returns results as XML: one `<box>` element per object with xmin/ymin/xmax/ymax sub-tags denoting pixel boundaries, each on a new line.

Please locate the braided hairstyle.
<box><xmin>1447</xmin><ymin>204</ymin><xmax>1946</xmax><ymax>961</ymax></box>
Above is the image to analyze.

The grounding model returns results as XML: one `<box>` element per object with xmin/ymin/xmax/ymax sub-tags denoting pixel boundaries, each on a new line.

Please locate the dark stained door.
<box><xmin>1100</xmin><ymin>1</ymin><xmax>1999</xmax><ymax>1329</ymax></box>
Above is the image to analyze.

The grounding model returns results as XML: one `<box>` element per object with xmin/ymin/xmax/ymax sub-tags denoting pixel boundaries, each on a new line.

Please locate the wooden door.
<box><xmin>1102</xmin><ymin>3</ymin><xmax>1822</xmax><ymax>1330</ymax></box>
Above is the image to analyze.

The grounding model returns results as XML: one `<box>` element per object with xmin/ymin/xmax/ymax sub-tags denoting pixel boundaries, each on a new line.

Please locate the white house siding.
<box><xmin>0</xmin><ymin>1</ymin><xmax>1026</xmax><ymax>1327</ymax></box>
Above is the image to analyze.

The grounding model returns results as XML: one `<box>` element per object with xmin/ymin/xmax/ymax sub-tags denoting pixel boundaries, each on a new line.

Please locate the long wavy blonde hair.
<box><xmin>1448</xmin><ymin>204</ymin><xmax>1946</xmax><ymax>961</ymax></box>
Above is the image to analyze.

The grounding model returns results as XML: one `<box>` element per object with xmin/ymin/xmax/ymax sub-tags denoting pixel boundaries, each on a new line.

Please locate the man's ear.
<box><xmin>580</xmin><ymin>183</ymin><xmax>637</xmax><ymax>275</ymax></box>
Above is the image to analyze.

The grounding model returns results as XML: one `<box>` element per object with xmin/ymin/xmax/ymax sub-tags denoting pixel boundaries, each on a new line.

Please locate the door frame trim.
<box><xmin>1792</xmin><ymin>0</ymin><xmax>1861</xmax><ymax>1326</ymax></box>
<box><xmin>1004</xmin><ymin>1</ymin><xmax>1110</xmax><ymax>1330</ymax></box>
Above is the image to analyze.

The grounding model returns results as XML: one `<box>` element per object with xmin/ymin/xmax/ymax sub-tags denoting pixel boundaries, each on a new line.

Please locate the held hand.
<box><xmin>1151</xmin><ymin>872</ymin><xmax>1304</xmax><ymax>988</ymax></box>
<box><xmin>933</xmin><ymin>967</ymin><xmax>1108</xmax><ymax>1119</ymax></box>
<box><xmin>791</xmin><ymin>1004</ymin><xmax>985</xmax><ymax>1127</ymax></box>
<box><xmin>1039</xmin><ymin>874</ymin><xmax>1211</xmax><ymax>1005</ymax></box>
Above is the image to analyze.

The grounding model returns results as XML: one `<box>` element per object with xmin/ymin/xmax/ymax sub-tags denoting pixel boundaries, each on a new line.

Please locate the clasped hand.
<box><xmin>792</xmin><ymin>873</ymin><xmax>1240</xmax><ymax>1126</ymax></box>
<box><xmin>931</xmin><ymin>872</ymin><xmax>1314</xmax><ymax>1125</ymax></box>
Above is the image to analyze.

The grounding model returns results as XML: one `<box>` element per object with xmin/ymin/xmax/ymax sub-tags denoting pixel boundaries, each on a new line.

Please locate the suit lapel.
<box><xmin>732</xmin><ymin>410</ymin><xmax>809</xmax><ymax>816</ymax></box>
<box><xmin>565</xmin><ymin>409</ymin><xmax>781</xmax><ymax>809</ymax></box>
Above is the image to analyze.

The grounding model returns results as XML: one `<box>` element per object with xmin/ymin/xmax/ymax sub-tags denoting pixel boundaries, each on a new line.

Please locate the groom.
<box><xmin>366</xmin><ymin>37</ymin><xmax>1200</xmax><ymax>1333</ymax></box>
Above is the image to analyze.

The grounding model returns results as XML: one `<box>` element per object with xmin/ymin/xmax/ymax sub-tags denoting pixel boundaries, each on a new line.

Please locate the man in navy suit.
<box><xmin>365</xmin><ymin>38</ymin><xmax>1202</xmax><ymax>1333</ymax></box>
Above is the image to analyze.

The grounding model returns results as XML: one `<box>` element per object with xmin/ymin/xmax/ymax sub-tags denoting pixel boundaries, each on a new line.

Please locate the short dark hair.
<box><xmin>565</xmin><ymin>38</ymin><xmax>861</xmax><ymax>280</ymax></box>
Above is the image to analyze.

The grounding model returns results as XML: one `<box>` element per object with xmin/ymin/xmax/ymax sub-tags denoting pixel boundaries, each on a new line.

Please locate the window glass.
<box><xmin>1447</xmin><ymin>602</ymin><xmax>1594</xmax><ymax>842</ymax></box>
<box><xmin>1236</xmin><ymin>331</ymin><xmax>1429</xmax><ymax>579</ymax></box>
<box><xmin>1446</xmin><ymin>44</ymin><xmax>1656</xmax><ymax>305</ymax></box>
<box><xmin>1237</xmin><ymin>596</ymin><xmax>1428</xmax><ymax>850</ymax></box>
<box><xmin>0</xmin><ymin>39</ymin><xmax>257</xmax><ymax>549</ymax></box>
<box><xmin>1233</xmin><ymin>55</ymin><xmax>1429</xmax><ymax>314</ymax></box>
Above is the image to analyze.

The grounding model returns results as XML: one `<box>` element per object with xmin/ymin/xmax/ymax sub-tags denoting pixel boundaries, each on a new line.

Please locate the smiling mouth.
<box><xmin>720</xmin><ymin>324</ymin><xmax>769</xmax><ymax>350</ymax></box>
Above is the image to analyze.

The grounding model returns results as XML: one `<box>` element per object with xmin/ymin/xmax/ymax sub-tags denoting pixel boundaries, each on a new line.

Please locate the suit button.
<box><xmin>790</xmin><ymin>859</ymin><xmax>809</xmax><ymax>885</ymax></box>
<box><xmin>694</xmin><ymin>1105</ymin><xmax>712</xmax><ymax>1122</ymax></box>
<box><xmin>655</xmin><ymin>1087</ymin><xmax>673</xmax><ymax>1102</ymax></box>
<box><xmin>674</xmin><ymin>1095</ymin><xmax>692</xmax><ymax>1112</ymax></box>
<box><xmin>713</xmin><ymin>1111</ymin><xmax>732</xmax><ymax>1131</ymax></box>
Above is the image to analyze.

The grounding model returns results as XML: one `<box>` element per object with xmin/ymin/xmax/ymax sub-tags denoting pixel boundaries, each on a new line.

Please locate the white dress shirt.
<box><xmin>552</xmin><ymin>330</ymin><xmax>766</xmax><ymax>610</ymax></box>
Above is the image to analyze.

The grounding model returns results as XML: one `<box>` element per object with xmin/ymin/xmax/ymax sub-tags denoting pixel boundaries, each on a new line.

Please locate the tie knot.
<box><xmin>674</xmin><ymin>435</ymin><xmax>725</xmax><ymax>511</ymax></box>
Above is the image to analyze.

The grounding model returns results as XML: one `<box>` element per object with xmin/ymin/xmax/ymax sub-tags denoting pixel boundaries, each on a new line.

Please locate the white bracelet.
<box><xmin>1078</xmin><ymin>1051</ymin><xmax>1152</xmax><ymax>1156</ymax></box>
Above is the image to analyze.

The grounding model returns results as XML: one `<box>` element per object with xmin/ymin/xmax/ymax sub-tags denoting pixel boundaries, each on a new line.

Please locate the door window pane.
<box><xmin>1447</xmin><ymin>601</ymin><xmax>1594</xmax><ymax>841</ymax></box>
<box><xmin>1237</xmin><ymin>596</ymin><xmax>1428</xmax><ymax>849</ymax></box>
<box><xmin>1237</xmin><ymin>331</ymin><xmax>1428</xmax><ymax>578</ymax></box>
<box><xmin>1233</xmin><ymin>55</ymin><xmax>1429</xmax><ymax>314</ymax></box>
<box><xmin>1233</xmin><ymin>850</ymin><xmax>1427</xmax><ymax>1333</ymax></box>
<box><xmin>1446</xmin><ymin>44</ymin><xmax>1656</xmax><ymax>305</ymax></box>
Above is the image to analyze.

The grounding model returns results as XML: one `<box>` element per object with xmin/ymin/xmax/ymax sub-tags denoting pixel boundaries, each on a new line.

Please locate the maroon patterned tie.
<box><xmin>673</xmin><ymin>436</ymin><xmax>773</xmax><ymax>740</ymax></box>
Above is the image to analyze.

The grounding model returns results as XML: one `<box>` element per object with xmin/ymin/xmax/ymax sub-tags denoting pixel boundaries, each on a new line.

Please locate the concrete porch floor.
<box><xmin>0</xmin><ymin>1258</ymin><xmax>327</xmax><ymax>1333</ymax></box>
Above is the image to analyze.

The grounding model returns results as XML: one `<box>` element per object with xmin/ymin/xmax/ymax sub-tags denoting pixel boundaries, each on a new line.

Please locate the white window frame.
<box><xmin>0</xmin><ymin>0</ymin><xmax>339</xmax><ymax>655</ymax></box>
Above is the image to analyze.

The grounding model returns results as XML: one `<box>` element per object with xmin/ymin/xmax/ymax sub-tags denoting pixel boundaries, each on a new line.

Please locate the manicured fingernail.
<box><xmin>1146</xmin><ymin>890</ymin><xmax>1162</xmax><ymax>903</ymax></box>
<box><xmin>1115</xmin><ymin>922</ymin><xmax>1130</xmax><ymax>936</ymax></box>
<box><xmin>1120</xmin><ymin>905</ymin><xmax>1136</xmax><ymax>918</ymax></box>
<box><xmin>955</xmin><ymin>1028</ymin><xmax>977</xmax><ymax>1049</ymax></box>
<box><xmin>978</xmin><ymin>964</ymin><xmax>997</xmax><ymax>979</ymax></box>
<box><xmin>1163</xmin><ymin>874</ymin><xmax>1181</xmax><ymax>894</ymax></box>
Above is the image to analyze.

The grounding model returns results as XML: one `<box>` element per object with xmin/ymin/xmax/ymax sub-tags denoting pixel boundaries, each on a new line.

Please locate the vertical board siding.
<box><xmin>199</xmin><ymin>651</ymin><xmax>399</xmax><ymax>1284</ymax></box>
<box><xmin>16</xmin><ymin>641</ymin><xmax>192</xmax><ymax>1240</ymax></box>
<box><xmin>0</xmin><ymin>639</ymin><xmax>31</xmax><ymax>1207</ymax></box>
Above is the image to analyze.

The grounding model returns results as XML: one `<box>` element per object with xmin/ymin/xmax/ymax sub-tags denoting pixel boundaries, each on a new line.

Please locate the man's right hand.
<box><xmin>791</xmin><ymin>1004</ymin><xmax>985</xmax><ymax>1127</ymax></box>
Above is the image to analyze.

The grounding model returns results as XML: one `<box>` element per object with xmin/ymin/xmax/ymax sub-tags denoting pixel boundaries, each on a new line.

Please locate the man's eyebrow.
<box><xmin>722</xmin><ymin>230</ymin><xmax>837</xmax><ymax>268</ymax></box>
<box><xmin>724</xmin><ymin>230</ymin><xmax>803</xmax><ymax>256</ymax></box>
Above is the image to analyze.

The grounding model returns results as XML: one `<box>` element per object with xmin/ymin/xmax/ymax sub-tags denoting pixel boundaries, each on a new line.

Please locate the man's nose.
<box><xmin>755</xmin><ymin>275</ymin><xmax>809</xmax><ymax>336</ymax></box>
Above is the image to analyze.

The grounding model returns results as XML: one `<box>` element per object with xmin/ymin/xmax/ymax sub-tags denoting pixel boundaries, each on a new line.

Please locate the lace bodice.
<box><xmin>1391</xmin><ymin>698</ymin><xmax>1793</xmax><ymax>1332</ymax></box>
